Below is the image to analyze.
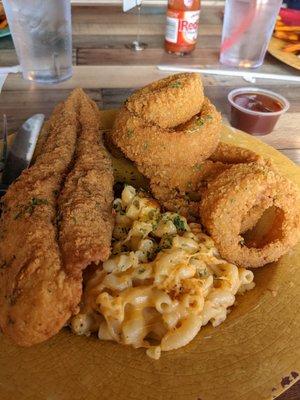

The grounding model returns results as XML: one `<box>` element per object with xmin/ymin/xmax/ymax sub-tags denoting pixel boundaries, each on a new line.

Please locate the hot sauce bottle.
<box><xmin>165</xmin><ymin>0</ymin><xmax>201</xmax><ymax>55</ymax></box>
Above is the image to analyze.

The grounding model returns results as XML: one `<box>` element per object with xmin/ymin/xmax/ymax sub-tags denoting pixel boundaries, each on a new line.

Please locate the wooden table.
<box><xmin>0</xmin><ymin>5</ymin><xmax>299</xmax><ymax>399</ymax></box>
<box><xmin>1</xmin><ymin>5</ymin><xmax>300</xmax><ymax>166</ymax></box>
<box><xmin>1</xmin><ymin>5</ymin><xmax>300</xmax><ymax>167</ymax></box>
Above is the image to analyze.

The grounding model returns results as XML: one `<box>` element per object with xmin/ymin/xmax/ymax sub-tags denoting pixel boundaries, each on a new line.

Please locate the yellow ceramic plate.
<box><xmin>268</xmin><ymin>36</ymin><xmax>300</xmax><ymax>70</ymax></box>
<box><xmin>0</xmin><ymin>110</ymin><xmax>299</xmax><ymax>400</ymax></box>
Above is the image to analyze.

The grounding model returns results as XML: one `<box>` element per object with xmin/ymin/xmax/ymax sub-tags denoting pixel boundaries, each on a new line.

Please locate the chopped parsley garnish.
<box><xmin>127</xmin><ymin>129</ymin><xmax>134</xmax><ymax>138</ymax></box>
<box><xmin>196</xmin><ymin>118</ymin><xmax>204</xmax><ymax>126</ymax></box>
<box><xmin>160</xmin><ymin>235</ymin><xmax>174</xmax><ymax>249</ymax></box>
<box><xmin>151</xmin><ymin>220</ymin><xmax>158</xmax><ymax>230</ymax></box>
<box><xmin>193</xmin><ymin>163</ymin><xmax>203</xmax><ymax>172</ymax></box>
<box><xmin>31</xmin><ymin>197</ymin><xmax>48</xmax><ymax>206</ymax></box>
<box><xmin>138</xmin><ymin>268</ymin><xmax>146</xmax><ymax>274</ymax></box>
<box><xmin>14</xmin><ymin>197</ymin><xmax>49</xmax><ymax>219</ymax></box>
<box><xmin>169</xmin><ymin>81</ymin><xmax>182</xmax><ymax>88</ymax></box>
<box><xmin>195</xmin><ymin>115</ymin><xmax>213</xmax><ymax>127</ymax></box>
<box><xmin>153</xmin><ymin>235</ymin><xmax>174</xmax><ymax>255</ymax></box>
<box><xmin>173</xmin><ymin>215</ymin><xmax>186</xmax><ymax>231</ymax></box>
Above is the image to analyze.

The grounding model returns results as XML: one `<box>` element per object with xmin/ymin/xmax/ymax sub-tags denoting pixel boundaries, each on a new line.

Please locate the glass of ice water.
<box><xmin>2</xmin><ymin>0</ymin><xmax>73</xmax><ymax>83</ymax></box>
<box><xmin>220</xmin><ymin>0</ymin><xmax>283</xmax><ymax>68</ymax></box>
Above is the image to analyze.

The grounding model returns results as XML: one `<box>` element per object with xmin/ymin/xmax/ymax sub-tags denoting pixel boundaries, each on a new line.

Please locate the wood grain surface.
<box><xmin>0</xmin><ymin>4</ymin><xmax>299</xmax><ymax>399</ymax></box>
<box><xmin>0</xmin><ymin>5</ymin><xmax>299</xmax><ymax>166</ymax></box>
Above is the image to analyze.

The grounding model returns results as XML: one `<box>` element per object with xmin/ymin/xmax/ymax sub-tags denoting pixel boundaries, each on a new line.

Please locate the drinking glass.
<box><xmin>2</xmin><ymin>0</ymin><xmax>73</xmax><ymax>83</ymax></box>
<box><xmin>130</xmin><ymin>0</ymin><xmax>147</xmax><ymax>51</ymax></box>
<box><xmin>220</xmin><ymin>0</ymin><xmax>283</xmax><ymax>68</ymax></box>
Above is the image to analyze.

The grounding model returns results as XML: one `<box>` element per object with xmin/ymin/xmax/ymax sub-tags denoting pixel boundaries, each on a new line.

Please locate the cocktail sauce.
<box><xmin>228</xmin><ymin>88</ymin><xmax>289</xmax><ymax>136</ymax></box>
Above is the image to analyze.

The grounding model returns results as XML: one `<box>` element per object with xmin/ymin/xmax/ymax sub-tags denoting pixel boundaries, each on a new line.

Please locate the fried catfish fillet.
<box><xmin>58</xmin><ymin>92</ymin><xmax>114</xmax><ymax>277</ymax></box>
<box><xmin>0</xmin><ymin>89</ymin><xmax>114</xmax><ymax>346</ymax></box>
<box><xmin>0</xmin><ymin>90</ymin><xmax>81</xmax><ymax>346</ymax></box>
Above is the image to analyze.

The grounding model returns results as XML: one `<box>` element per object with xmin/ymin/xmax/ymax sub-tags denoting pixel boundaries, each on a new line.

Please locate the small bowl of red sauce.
<box><xmin>228</xmin><ymin>87</ymin><xmax>290</xmax><ymax>135</ymax></box>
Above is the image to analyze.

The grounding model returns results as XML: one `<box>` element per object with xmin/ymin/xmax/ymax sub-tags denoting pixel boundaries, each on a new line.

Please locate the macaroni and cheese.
<box><xmin>71</xmin><ymin>185</ymin><xmax>255</xmax><ymax>359</ymax></box>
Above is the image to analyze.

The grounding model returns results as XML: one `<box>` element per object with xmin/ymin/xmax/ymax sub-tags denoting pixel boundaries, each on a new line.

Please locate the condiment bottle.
<box><xmin>164</xmin><ymin>0</ymin><xmax>201</xmax><ymax>55</ymax></box>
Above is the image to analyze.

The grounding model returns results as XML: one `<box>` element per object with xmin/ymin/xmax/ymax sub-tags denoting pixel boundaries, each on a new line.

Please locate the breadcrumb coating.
<box><xmin>199</xmin><ymin>163</ymin><xmax>300</xmax><ymax>268</ymax></box>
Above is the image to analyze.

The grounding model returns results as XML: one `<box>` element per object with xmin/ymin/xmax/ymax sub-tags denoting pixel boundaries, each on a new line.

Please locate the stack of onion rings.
<box><xmin>111</xmin><ymin>73</ymin><xmax>222</xmax><ymax>219</ymax></box>
<box><xmin>109</xmin><ymin>72</ymin><xmax>300</xmax><ymax>268</ymax></box>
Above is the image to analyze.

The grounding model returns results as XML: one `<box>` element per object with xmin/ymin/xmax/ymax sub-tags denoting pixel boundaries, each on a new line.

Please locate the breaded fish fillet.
<box><xmin>58</xmin><ymin>93</ymin><xmax>114</xmax><ymax>277</ymax></box>
<box><xmin>0</xmin><ymin>90</ymin><xmax>82</xmax><ymax>346</ymax></box>
<box><xmin>0</xmin><ymin>89</ymin><xmax>114</xmax><ymax>346</ymax></box>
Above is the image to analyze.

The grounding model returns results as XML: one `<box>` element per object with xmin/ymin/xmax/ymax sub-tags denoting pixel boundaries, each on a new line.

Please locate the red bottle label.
<box><xmin>165</xmin><ymin>10</ymin><xmax>200</xmax><ymax>45</ymax></box>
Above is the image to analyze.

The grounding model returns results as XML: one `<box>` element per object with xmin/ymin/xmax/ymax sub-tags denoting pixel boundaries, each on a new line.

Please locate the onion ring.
<box><xmin>209</xmin><ymin>142</ymin><xmax>263</xmax><ymax>164</ymax></box>
<box><xmin>125</xmin><ymin>73</ymin><xmax>204</xmax><ymax>128</ymax></box>
<box><xmin>199</xmin><ymin>163</ymin><xmax>300</xmax><ymax>268</ymax></box>
<box><xmin>111</xmin><ymin>97</ymin><xmax>221</xmax><ymax>168</ymax></box>
<box><xmin>148</xmin><ymin>161</ymin><xmax>226</xmax><ymax>220</ymax></box>
<box><xmin>148</xmin><ymin>143</ymin><xmax>263</xmax><ymax>194</ymax></box>
<box><xmin>148</xmin><ymin>143</ymin><xmax>265</xmax><ymax>221</ymax></box>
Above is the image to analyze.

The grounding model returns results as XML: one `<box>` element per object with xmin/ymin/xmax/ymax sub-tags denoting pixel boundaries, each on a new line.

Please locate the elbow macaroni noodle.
<box><xmin>71</xmin><ymin>185</ymin><xmax>255</xmax><ymax>359</ymax></box>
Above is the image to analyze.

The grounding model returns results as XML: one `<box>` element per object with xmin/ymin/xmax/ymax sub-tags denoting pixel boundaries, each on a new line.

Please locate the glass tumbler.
<box><xmin>220</xmin><ymin>0</ymin><xmax>283</xmax><ymax>68</ymax></box>
<box><xmin>2</xmin><ymin>0</ymin><xmax>73</xmax><ymax>83</ymax></box>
